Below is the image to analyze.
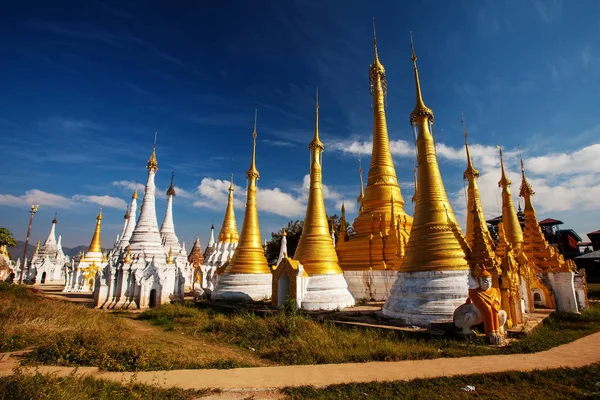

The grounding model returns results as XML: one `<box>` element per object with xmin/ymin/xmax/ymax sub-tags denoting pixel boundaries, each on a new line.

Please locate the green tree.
<box><xmin>265</xmin><ymin>215</ymin><xmax>351</xmax><ymax>265</ymax></box>
<box><xmin>0</xmin><ymin>228</ymin><xmax>17</xmax><ymax>248</ymax></box>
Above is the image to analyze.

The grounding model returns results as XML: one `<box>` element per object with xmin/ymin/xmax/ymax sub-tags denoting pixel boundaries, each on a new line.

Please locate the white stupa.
<box><xmin>30</xmin><ymin>215</ymin><xmax>69</xmax><ymax>284</ymax></box>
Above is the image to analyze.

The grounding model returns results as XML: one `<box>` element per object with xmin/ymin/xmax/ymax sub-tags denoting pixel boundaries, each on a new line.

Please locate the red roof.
<box><xmin>588</xmin><ymin>230</ymin><xmax>600</xmax><ymax>236</ymax></box>
<box><xmin>539</xmin><ymin>218</ymin><xmax>563</xmax><ymax>225</ymax></box>
<box><xmin>578</xmin><ymin>241</ymin><xmax>592</xmax><ymax>246</ymax></box>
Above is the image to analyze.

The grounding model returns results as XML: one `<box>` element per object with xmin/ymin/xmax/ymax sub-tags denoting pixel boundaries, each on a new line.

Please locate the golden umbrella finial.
<box><xmin>409</xmin><ymin>31</ymin><xmax>434</xmax><ymax>126</ymax></box>
<box><xmin>147</xmin><ymin>132</ymin><xmax>158</xmax><ymax>171</ymax></box>
<box><xmin>462</xmin><ymin>112</ymin><xmax>479</xmax><ymax>180</ymax></box>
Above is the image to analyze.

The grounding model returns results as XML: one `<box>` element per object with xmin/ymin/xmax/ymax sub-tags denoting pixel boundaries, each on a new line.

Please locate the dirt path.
<box><xmin>1</xmin><ymin>330</ymin><xmax>599</xmax><ymax>392</ymax></box>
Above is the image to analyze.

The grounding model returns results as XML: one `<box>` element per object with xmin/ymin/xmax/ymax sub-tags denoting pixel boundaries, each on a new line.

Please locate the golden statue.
<box><xmin>82</xmin><ymin>261</ymin><xmax>99</xmax><ymax>292</ymax></box>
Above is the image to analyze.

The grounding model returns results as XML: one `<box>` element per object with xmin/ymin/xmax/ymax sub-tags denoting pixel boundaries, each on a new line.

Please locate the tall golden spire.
<box><xmin>294</xmin><ymin>91</ymin><xmax>343</xmax><ymax>275</ymax></box>
<box><xmin>336</xmin><ymin>21</ymin><xmax>412</xmax><ymax>271</ymax></box>
<box><xmin>88</xmin><ymin>208</ymin><xmax>103</xmax><ymax>254</ymax></box>
<box><xmin>462</xmin><ymin>114</ymin><xmax>492</xmax><ymax>249</ymax></box>
<box><xmin>497</xmin><ymin>146</ymin><xmax>523</xmax><ymax>250</ymax></box>
<box><xmin>469</xmin><ymin>194</ymin><xmax>500</xmax><ymax>279</ymax></box>
<box><xmin>461</xmin><ymin>114</ymin><xmax>498</xmax><ymax>278</ymax></box>
<box><xmin>223</xmin><ymin>112</ymin><xmax>269</xmax><ymax>274</ymax></box>
<box><xmin>218</xmin><ymin>173</ymin><xmax>239</xmax><ymax>243</ymax></box>
<box><xmin>147</xmin><ymin>132</ymin><xmax>158</xmax><ymax>171</ymax></box>
<box><xmin>399</xmin><ymin>34</ymin><xmax>468</xmax><ymax>272</ymax></box>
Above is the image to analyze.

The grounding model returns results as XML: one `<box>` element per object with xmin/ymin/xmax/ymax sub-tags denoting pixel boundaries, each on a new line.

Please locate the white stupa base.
<box><xmin>542</xmin><ymin>271</ymin><xmax>580</xmax><ymax>314</ymax></box>
<box><xmin>382</xmin><ymin>269</ymin><xmax>469</xmax><ymax>327</ymax></box>
<box><xmin>301</xmin><ymin>274</ymin><xmax>355</xmax><ymax>310</ymax></box>
<box><xmin>211</xmin><ymin>273</ymin><xmax>272</xmax><ymax>302</ymax></box>
<box><xmin>343</xmin><ymin>270</ymin><xmax>398</xmax><ymax>301</ymax></box>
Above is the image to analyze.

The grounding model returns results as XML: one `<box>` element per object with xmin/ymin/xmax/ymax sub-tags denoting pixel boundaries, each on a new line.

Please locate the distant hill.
<box><xmin>7</xmin><ymin>241</ymin><xmax>107</xmax><ymax>261</ymax></box>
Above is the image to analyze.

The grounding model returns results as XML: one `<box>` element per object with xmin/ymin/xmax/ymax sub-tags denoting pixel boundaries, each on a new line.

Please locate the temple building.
<box><xmin>335</xmin><ymin>27</ymin><xmax>412</xmax><ymax>301</ymax></box>
<box><xmin>29</xmin><ymin>216</ymin><xmax>69</xmax><ymax>284</ymax></box>
<box><xmin>212</xmin><ymin>114</ymin><xmax>272</xmax><ymax>302</ymax></box>
<box><xmin>272</xmin><ymin>94</ymin><xmax>355</xmax><ymax>310</ymax></box>
<box><xmin>64</xmin><ymin>209</ymin><xmax>107</xmax><ymax>292</ymax></box>
<box><xmin>94</xmin><ymin>141</ymin><xmax>187</xmax><ymax>309</ymax></box>
<box><xmin>519</xmin><ymin>155</ymin><xmax>586</xmax><ymax>312</ymax></box>
<box><xmin>383</xmin><ymin>37</ymin><xmax>470</xmax><ymax>326</ymax></box>
<box><xmin>204</xmin><ymin>175</ymin><xmax>239</xmax><ymax>291</ymax></box>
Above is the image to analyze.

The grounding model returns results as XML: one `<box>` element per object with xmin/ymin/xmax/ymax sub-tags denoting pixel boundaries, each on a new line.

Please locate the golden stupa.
<box><xmin>221</xmin><ymin>113</ymin><xmax>270</xmax><ymax>275</ymax></box>
<box><xmin>87</xmin><ymin>208</ymin><xmax>103</xmax><ymax>257</ymax></box>
<box><xmin>462</xmin><ymin>117</ymin><xmax>499</xmax><ymax>280</ymax></box>
<box><xmin>382</xmin><ymin>35</ymin><xmax>469</xmax><ymax>326</ymax></box>
<box><xmin>396</xmin><ymin>38</ymin><xmax>469</xmax><ymax>273</ymax></box>
<box><xmin>335</xmin><ymin>24</ymin><xmax>412</xmax><ymax>271</ymax></box>
<box><xmin>293</xmin><ymin>91</ymin><xmax>344</xmax><ymax>276</ymax></box>
<box><xmin>497</xmin><ymin>147</ymin><xmax>523</xmax><ymax>251</ymax></box>
<box><xmin>218</xmin><ymin>174</ymin><xmax>239</xmax><ymax>243</ymax></box>
<box><xmin>519</xmin><ymin>156</ymin><xmax>575</xmax><ymax>273</ymax></box>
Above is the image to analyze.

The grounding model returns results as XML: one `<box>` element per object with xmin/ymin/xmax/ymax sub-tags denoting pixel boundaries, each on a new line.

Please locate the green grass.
<box><xmin>0</xmin><ymin>283</ymin><xmax>262</xmax><ymax>372</ymax></box>
<box><xmin>499</xmin><ymin>306</ymin><xmax>600</xmax><ymax>354</ymax></box>
<box><xmin>589</xmin><ymin>283</ymin><xmax>600</xmax><ymax>300</ymax></box>
<box><xmin>0</xmin><ymin>368</ymin><xmax>208</xmax><ymax>400</ymax></box>
<box><xmin>282</xmin><ymin>363</ymin><xmax>600</xmax><ymax>399</ymax></box>
<box><xmin>139</xmin><ymin>302</ymin><xmax>600</xmax><ymax>366</ymax></box>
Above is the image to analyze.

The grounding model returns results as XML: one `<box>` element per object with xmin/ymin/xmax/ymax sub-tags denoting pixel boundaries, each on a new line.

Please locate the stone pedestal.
<box><xmin>211</xmin><ymin>273</ymin><xmax>272</xmax><ymax>302</ymax></box>
<box><xmin>343</xmin><ymin>270</ymin><xmax>397</xmax><ymax>301</ymax></box>
<box><xmin>301</xmin><ymin>274</ymin><xmax>355</xmax><ymax>310</ymax></box>
<box><xmin>382</xmin><ymin>269</ymin><xmax>469</xmax><ymax>327</ymax></box>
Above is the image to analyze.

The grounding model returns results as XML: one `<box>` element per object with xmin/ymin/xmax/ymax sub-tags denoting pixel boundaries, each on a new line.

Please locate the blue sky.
<box><xmin>1</xmin><ymin>0</ymin><xmax>599</xmax><ymax>248</ymax></box>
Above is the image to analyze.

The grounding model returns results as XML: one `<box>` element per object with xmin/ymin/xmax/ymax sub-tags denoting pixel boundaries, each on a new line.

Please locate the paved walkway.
<box><xmin>1</xmin><ymin>331</ymin><xmax>599</xmax><ymax>391</ymax></box>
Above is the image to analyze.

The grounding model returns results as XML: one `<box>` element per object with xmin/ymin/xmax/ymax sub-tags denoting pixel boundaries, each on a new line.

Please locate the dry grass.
<box><xmin>0</xmin><ymin>283</ymin><xmax>265</xmax><ymax>371</ymax></box>
<box><xmin>0</xmin><ymin>367</ymin><xmax>209</xmax><ymax>400</ymax></box>
<box><xmin>139</xmin><ymin>301</ymin><xmax>600</xmax><ymax>366</ymax></box>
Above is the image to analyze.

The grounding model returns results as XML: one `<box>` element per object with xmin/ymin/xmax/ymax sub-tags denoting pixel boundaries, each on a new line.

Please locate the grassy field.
<box><xmin>3</xmin><ymin>282</ymin><xmax>600</xmax><ymax>373</ymax></box>
<box><xmin>282</xmin><ymin>363</ymin><xmax>600</xmax><ymax>399</ymax></box>
<box><xmin>0</xmin><ymin>368</ymin><xmax>209</xmax><ymax>400</ymax></box>
<box><xmin>139</xmin><ymin>300</ymin><xmax>600</xmax><ymax>366</ymax></box>
<box><xmin>0</xmin><ymin>283</ymin><xmax>265</xmax><ymax>371</ymax></box>
<box><xmin>589</xmin><ymin>283</ymin><xmax>600</xmax><ymax>300</ymax></box>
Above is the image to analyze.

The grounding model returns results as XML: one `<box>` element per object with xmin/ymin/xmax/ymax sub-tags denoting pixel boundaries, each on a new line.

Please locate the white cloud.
<box><xmin>194</xmin><ymin>178</ymin><xmax>245</xmax><ymax>210</ymax></box>
<box><xmin>446</xmin><ymin>143</ymin><xmax>600</xmax><ymax>237</ymax></box>
<box><xmin>72</xmin><ymin>194</ymin><xmax>127</xmax><ymax>210</ymax></box>
<box><xmin>327</xmin><ymin>139</ymin><xmax>414</xmax><ymax>157</ymax></box>
<box><xmin>0</xmin><ymin>189</ymin><xmax>75</xmax><ymax>208</ymax></box>
<box><xmin>194</xmin><ymin>176</ymin><xmax>350</xmax><ymax>219</ymax></box>
<box><xmin>526</xmin><ymin>144</ymin><xmax>600</xmax><ymax>175</ymax></box>
<box><xmin>112</xmin><ymin>180</ymin><xmax>139</xmax><ymax>192</ymax></box>
<box><xmin>256</xmin><ymin>187</ymin><xmax>305</xmax><ymax>217</ymax></box>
